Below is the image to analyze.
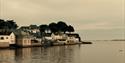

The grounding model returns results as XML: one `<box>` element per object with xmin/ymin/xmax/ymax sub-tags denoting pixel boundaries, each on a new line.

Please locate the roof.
<box><xmin>19</xmin><ymin>26</ymin><xmax>30</xmax><ymax>29</ymax></box>
<box><xmin>66</xmin><ymin>33</ymin><xmax>80</xmax><ymax>38</ymax></box>
<box><xmin>45</xmin><ymin>33</ymin><xmax>52</xmax><ymax>37</ymax></box>
<box><xmin>19</xmin><ymin>26</ymin><xmax>39</xmax><ymax>30</ymax></box>
<box><xmin>0</xmin><ymin>31</ymin><xmax>12</xmax><ymax>35</ymax></box>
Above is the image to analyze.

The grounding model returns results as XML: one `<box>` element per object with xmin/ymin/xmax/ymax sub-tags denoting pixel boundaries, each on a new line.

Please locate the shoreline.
<box><xmin>0</xmin><ymin>41</ymin><xmax>92</xmax><ymax>49</ymax></box>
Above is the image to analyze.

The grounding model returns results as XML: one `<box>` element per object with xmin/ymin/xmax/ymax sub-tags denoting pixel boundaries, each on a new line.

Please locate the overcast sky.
<box><xmin>0</xmin><ymin>0</ymin><xmax>124</xmax><ymax>40</ymax></box>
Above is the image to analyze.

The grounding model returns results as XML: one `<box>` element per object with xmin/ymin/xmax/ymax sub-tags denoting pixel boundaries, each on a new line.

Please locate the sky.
<box><xmin>0</xmin><ymin>0</ymin><xmax>124</xmax><ymax>40</ymax></box>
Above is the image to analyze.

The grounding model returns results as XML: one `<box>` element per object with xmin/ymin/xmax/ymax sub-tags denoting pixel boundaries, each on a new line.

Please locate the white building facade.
<box><xmin>0</xmin><ymin>32</ymin><xmax>16</xmax><ymax>45</ymax></box>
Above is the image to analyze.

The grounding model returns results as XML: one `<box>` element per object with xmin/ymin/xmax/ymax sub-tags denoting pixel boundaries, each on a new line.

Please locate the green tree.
<box><xmin>49</xmin><ymin>22</ymin><xmax>58</xmax><ymax>33</ymax></box>
<box><xmin>39</xmin><ymin>24</ymin><xmax>49</xmax><ymax>37</ymax></box>
<box><xmin>0</xmin><ymin>19</ymin><xmax>18</xmax><ymax>30</ymax></box>
<box><xmin>30</xmin><ymin>24</ymin><xmax>38</xmax><ymax>29</ymax></box>
<box><xmin>0</xmin><ymin>19</ymin><xmax>5</xmax><ymax>29</ymax></box>
<box><xmin>57</xmin><ymin>21</ymin><xmax>68</xmax><ymax>33</ymax></box>
<box><xmin>7</xmin><ymin>20</ymin><xmax>18</xmax><ymax>29</ymax></box>
<box><xmin>39</xmin><ymin>24</ymin><xmax>49</xmax><ymax>32</ymax></box>
<box><xmin>67</xmin><ymin>25</ymin><xmax>75</xmax><ymax>33</ymax></box>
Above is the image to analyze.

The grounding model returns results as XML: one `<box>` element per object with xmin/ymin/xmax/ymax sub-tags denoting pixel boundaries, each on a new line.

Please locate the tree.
<box><xmin>0</xmin><ymin>19</ymin><xmax>18</xmax><ymax>30</ymax></box>
<box><xmin>57</xmin><ymin>21</ymin><xmax>68</xmax><ymax>33</ymax></box>
<box><xmin>0</xmin><ymin>19</ymin><xmax>5</xmax><ymax>29</ymax></box>
<box><xmin>49</xmin><ymin>22</ymin><xmax>58</xmax><ymax>33</ymax></box>
<box><xmin>0</xmin><ymin>19</ymin><xmax>4</xmax><ymax>24</ymax></box>
<box><xmin>6</xmin><ymin>20</ymin><xmax>18</xmax><ymax>29</ymax></box>
<box><xmin>39</xmin><ymin>24</ymin><xmax>49</xmax><ymax>37</ymax></box>
<box><xmin>67</xmin><ymin>25</ymin><xmax>75</xmax><ymax>33</ymax></box>
<box><xmin>30</xmin><ymin>25</ymin><xmax>38</xmax><ymax>29</ymax></box>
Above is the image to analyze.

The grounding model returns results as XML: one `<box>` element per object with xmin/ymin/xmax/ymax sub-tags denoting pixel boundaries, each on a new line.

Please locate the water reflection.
<box><xmin>37</xmin><ymin>46</ymin><xmax>74</xmax><ymax>63</ymax></box>
<box><xmin>15</xmin><ymin>48</ymin><xmax>31</xmax><ymax>63</ymax></box>
<box><xmin>0</xmin><ymin>41</ymin><xmax>125</xmax><ymax>63</ymax></box>
<box><xmin>14</xmin><ymin>46</ymin><xmax>75</xmax><ymax>63</ymax></box>
<box><xmin>0</xmin><ymin>49</ymin><xmax>15</xmax><ymax>63</ymax></box>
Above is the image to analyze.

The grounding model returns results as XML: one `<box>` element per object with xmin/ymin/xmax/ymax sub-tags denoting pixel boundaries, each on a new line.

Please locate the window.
<box><xmin>11</xmin><ymin>40</ymin><xmax>14</xmax><ymax>42</ymax></box>
<box><xmin>0</xmin><ymin>37</ymin><xmax>4</xmax><ymax>40</ymax></box>
<box><xmin>28</xmin><ymin>40</ymin><xmax>30</xmax><ymax>44</ymax></box>
<box><xmin>6</xmin><ymin>37</ymin><xmax>8</xmax><ymax>39</ymax></box>
<box><xmin>28</xmin><ymin>40</ymin><xmax>30</xmax><ymax>43</ymax></box>
<box><xmin>24</xmin><ymin>40</ymin><xmax>27</xmax><ymax>44</ymax></box>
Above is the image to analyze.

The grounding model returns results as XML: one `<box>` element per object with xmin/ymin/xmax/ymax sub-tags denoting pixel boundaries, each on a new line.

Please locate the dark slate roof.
<box><xmin>66</xmin><ymin>33</ymin><xmax>80</xmax><ymax>38</ymax></box>
<box><xmin>19</xmin><ymin>26</ymin><xmax>30</xmax><ymax>29</ymax></box>
<box><xmin>0</xmin><ymin>31</ymin><xmax>12</xmax><ymax>35</ymax></box>
<box><xmin>45</xmin><ymin>33</ymin><xmax>52</xmax><ymax>37</ymax></box>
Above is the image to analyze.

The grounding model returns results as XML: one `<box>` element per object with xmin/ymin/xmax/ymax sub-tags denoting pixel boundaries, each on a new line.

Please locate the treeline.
<box><xmin>0</xmin><ymin>19</ymin><xmax>18</xmax><ymax>30</ymax></box>
<box><xmin>39</xmin><ymin>21</ymin><xmax>75</xmax><ymax>34</ymax></box>
<box><xmin>0</xmin><ymin>19</ymin><xmax>75</xmax><ymax>33</ymax></box>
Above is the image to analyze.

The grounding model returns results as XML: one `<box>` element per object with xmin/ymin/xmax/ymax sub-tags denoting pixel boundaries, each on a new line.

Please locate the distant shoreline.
<box><xmin>83</xmin><ymin>39</ymin><xmax>125</xmax><ymax>41</ymax></box>
<box><xmin>111</xmin><ymin>39</ymin><xmax>125</xmax><ymax>41</ymax></box>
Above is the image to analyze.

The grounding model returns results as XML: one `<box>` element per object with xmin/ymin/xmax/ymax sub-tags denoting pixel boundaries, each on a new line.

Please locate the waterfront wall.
<box><xmin>0</xmin><ymin>42</ymin><xmax>9</xmax><ymax>48</ymax></box>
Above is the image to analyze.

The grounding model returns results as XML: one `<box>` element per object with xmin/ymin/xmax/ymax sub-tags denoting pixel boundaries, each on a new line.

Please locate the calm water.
<box><xmin>0</xmin><ymin>41</ymin><xmax>125</xmax><ymax>63</ymax></box>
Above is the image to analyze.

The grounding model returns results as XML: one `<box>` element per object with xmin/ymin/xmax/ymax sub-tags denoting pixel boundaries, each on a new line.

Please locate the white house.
<box><xmin>16</xmin><ymin>30</ymin><xmax>32</xmax><ymax>47</ymax></box>
<box><xmin>66</xmin><ymin>33</ymin><xmax>81</xmax><ymax>44</ymax></box>
<box><xmin>0</xmin><ymin>32</ymin><xmax>16</xmax><ymax>47</ymax></box>
<box><xmin>32</xmin><ymin>29</ymin><xmax>40</xmax><ymax>33</ymax></box>
<box><xmin>19</xmin><ymin>26</ymin><xmax>40</xmax><ymax>34</ymax></box>
<box><xmin>51</xmin><ymin>33</ymin><xmax>67</xmax><ymax>40</ymax></box>
<box><xmin>67</xmin><ymin>36</ymin><xmax>78</xmax><ymax>44</ymax></box>
<box><xmin>16</xmin><ymin>37</ymin><xmax>32</xmax><ymax>47</ymax></box>
<box><xmin>44</xmin><ymin>33</ymin><xmax>53</xmax><ymax>40</ymax></box>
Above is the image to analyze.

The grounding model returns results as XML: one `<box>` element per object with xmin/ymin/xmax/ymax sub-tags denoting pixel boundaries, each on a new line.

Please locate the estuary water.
<box><xmin>0</xmin><ymin>41</ymin><xmax>125</xmax><ymax>63</ymax></box>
